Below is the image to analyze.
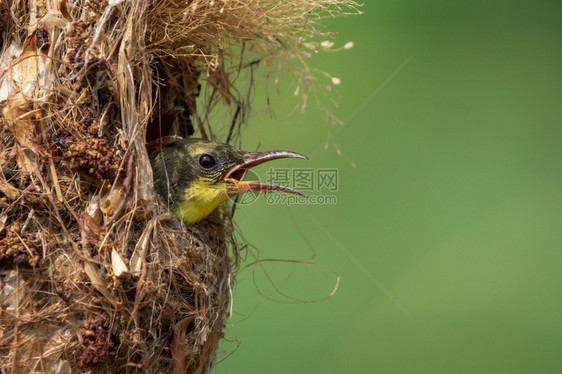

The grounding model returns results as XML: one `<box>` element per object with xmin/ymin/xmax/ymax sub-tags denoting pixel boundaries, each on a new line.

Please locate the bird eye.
<box><xmin>199</xmin><ymin>154</ymin><xmax>216</xmax><ymax>169</ymax></box>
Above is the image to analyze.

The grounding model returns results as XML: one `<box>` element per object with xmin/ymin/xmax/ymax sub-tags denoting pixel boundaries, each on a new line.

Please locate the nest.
<box><xmin>0</xmin><ymin>0</ymin><xmax>359</xmax><ymax>372</ymax></box>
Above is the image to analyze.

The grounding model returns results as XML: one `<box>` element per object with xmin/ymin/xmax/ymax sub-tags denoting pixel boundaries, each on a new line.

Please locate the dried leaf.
<box><xmin>0</xmin><ymin>270</ymin><xmax>28</xmax><ymax>312</ymax></box>
<box><xmin>83</xmin><ymin>262</ymin><xmax>115</xmax><ymax>305</ymax></box>
<box><xmin>100</xmin><ymin>182</ymin><xmax>126</xmax><ymax>218</ymax></box>
<box><xmin>59</xmin><ymin>0</ymin><xmax>72</xmax><ymax>21</ymax></box>
<box><xmin>0</xmin><ymin>42</ymin><xmax>23</xmax><ymax>102</ymax></box>
<box><xmin>0</xmin><ymin>179</ymin><xmax>19</xmax><ymax>201</ymax></box>
<box><xmin>0</xmin><ymin>215</ymin><xmax>7</xmax><ymax>234</ymax></box>
<box><xmin>1</xmin><ymin>33</ymin><xmax>54</xmax><ymax>172</ymax></box>
<box><xmin>40</xmin><ymin>10</ymin><xmax>70</xmax><ymax>29</ymax></box>
<box><xmin>111</xmin><ymin>248</ymin><xmax>128</xmax><ymax>277</ymax></box>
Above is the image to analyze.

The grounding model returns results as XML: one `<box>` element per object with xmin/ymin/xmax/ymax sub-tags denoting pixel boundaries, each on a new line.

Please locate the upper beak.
<box><xmin>224</xmin><ymin>150</ymin><xmax>308</xmax><ymax>197</ymax></box>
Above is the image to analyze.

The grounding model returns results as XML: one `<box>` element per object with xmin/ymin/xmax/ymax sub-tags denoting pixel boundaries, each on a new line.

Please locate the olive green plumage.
<box><xmin>151</xmin><ymin>138</ymin><xmax>307</xmax><ymax>225</ymax></box>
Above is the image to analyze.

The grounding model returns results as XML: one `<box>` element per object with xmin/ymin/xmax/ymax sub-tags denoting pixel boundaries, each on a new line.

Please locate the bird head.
<box><xmin>151</xmin><ymin>138</ymin><xmax>307</xmax><ymax>224</ymax></box>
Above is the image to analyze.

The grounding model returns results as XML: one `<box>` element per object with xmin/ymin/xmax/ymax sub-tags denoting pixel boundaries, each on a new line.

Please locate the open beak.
<box><xmin>224</xmin><ymin>150</ymin><xmax>308</xmax><ymax>197</ymax></box>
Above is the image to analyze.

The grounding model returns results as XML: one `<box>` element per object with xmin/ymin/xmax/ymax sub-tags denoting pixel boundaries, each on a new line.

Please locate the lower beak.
<box><xmin>224</xmin><ymin>150</ymin><xmax>308</xmax><ymax>197</ymax></box>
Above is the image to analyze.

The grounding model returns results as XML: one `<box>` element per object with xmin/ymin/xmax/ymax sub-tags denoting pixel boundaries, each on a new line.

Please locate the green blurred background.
<box><xmin>214</xmin><ymin>1</ymin><xmax>562</xmax><ymax>373</ymax></box>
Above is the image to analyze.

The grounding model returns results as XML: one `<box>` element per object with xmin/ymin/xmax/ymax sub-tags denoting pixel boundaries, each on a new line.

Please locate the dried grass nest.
<box><xmin>0</xmin><ymin>0</ymin><xmax>359</xmax><ymax>372</ymax></box>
